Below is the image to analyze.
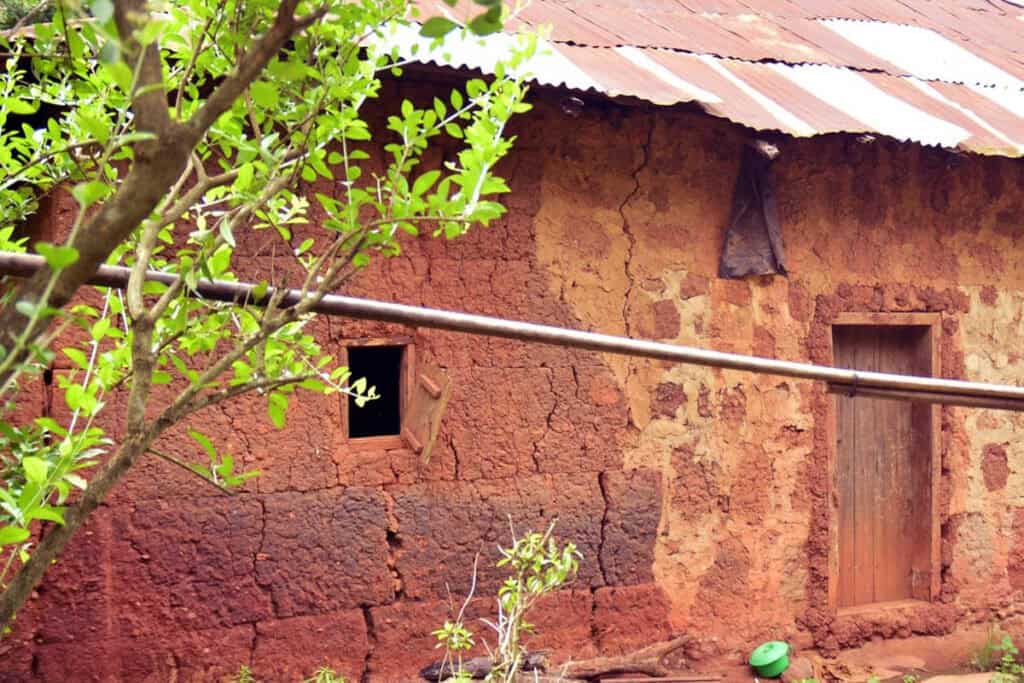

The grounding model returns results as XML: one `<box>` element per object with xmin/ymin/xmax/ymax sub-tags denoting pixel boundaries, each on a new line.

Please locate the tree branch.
<box><xmin>114</xmin><ymin>0</ymin><xmax>172</xmax><ymax>137</ymax></box>
<box><xmin>187</xmin><ymin>1</ymin><xmax>327</xmax><ymax>137</ymax></box>
<box><xmin>182</xmin><ymin>372</ymin><xmax>317</xmax><ymax>419</ymax></box>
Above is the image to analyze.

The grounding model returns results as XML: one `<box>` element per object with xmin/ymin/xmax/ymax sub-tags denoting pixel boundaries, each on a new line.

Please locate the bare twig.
<box><xmin>147</xmin><ymin>447</ymin><xmax>233</xmax><ymax>496</ymax></box>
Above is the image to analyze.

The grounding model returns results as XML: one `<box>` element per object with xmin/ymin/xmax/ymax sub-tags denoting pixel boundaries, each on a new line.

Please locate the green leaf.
<box><xmin>298</xmin><ymin>378</ymin><xmax>328</xmax><ymax>393</ymax></box>
<box><xmin>35</xmin><ymin>417</ymin><xmax>67</xmax><ymax>437</ymax></box>
<box><xmin>252</xmin><ymin>280</ymin><xmax>269</xmax><ymax>302</ymax></box>
<box><xmin>412</xmin><ymin>170</ymin><xmax>441</xmax><ymax>196</ymax></box>
<box><xmin>208</xmin><ymin>244</ymin><xmax>232</xmax><ymax>277</ymax></box>
<box><xmin>22</xmin><ymin>456</ymin><xmax>49</xmax><ymax>484</ymax></box>
<box><xmin>2</xmin><ymin>98</ymin><xmax>38</xmax><ymax>115</ymax></box>
<box><xmin>26</xmin><ymin>506</ymin><xmax>65</xmax><ymax>524</ymax></box>
<box><xmin>0</xmin><ymin>526</ymin><xmax>30</xmax><ymax>547</ymax></box>
<box><xmin>189</xmin><ymin>429</ymin><xmax>217</xmax><ymax>460</ymax></box>
<box><xmin>65</xmin><ymin>473</ymin><xmax>87</xmax><ymax>490</ymax></box>
<box><xmin>63</xmin><ymin>347</ymin><xmax>89</xmax><ymax>370</ymax></box>
<box><xmin>236</xmin><ymin>163</ymin><xmax>254</xmax><ymax>191</ymax></box>
<box><xmin>35</xmin><ymin>242</ymin><xmax>80</xmax><ymax>270</ymax></box>
<box><xmin>468</xmin><ymin>6</ymin><xmax>503</xmax><ymax>35</ymax></box>
<box><xmin>79</xmin><ymin>114</ymin><xmax>110</xmax><ymax>144</ymax></box>
<box><xmin>90</xmin><ymin>317</ymin><xmax>110</xmax><ymax>341</ymax></box>
<box><xmin>250</xmin><ymin>81</ymin><xmax>280</xmax><ymax>109</ymax></box>
<box><xmin>71</xmin><ymin>181</ymin><xmax>111</xmax><ymax>209</ymax></box>
<box><xmin>98</xmin><ymin>41</ymin><xmax>119</xmax><ymax>64</ymax></box>
<box><xmin>267</xmin><ymin>392</ymin><xmax>288</xmax><ymax>429</ymax></box>
<box><xmin>136</xmin><ymin>17</ymin><xmax>168</xmax><ymax>45</ymax></box>
<box><xmin>89</xmin><ymin>0</ymin><xmax>115</xmax><ymax>23</ymax></box>
<box><xmin>420</xmin><ymin>17</ymin><xmax>458</xmax><ymax>38</ymax></box>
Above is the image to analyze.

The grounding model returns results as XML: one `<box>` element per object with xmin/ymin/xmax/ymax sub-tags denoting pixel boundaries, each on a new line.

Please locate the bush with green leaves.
<box><xmin>433</xmin><ymin>520</ymin><xmax>581</xmax><ymax>683</ymax></box>
<box><xmin>0</xmin><ymin>0</ymin><xmax>535</xmax><ymax>631</ymax></box>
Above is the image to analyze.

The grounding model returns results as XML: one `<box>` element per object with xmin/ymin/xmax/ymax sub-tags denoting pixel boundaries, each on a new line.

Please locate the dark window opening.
<box><xmin>348</xmin><ymin>345</ymin><xmax>403</xmax><ymax>438</ymax></box>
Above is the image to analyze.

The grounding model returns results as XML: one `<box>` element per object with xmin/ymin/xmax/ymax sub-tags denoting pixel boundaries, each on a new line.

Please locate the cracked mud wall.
<box><xmin>527</xmin><ymin>94</ymin><xmax>1024</xmax><ymax>655</ymax></box>
<box><xmin>4</xmin><ymin>79</ymin><xmax>1024</xmax><ymax>682</ymax></box>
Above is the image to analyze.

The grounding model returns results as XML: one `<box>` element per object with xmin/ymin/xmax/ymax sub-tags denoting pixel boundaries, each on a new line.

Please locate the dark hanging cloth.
<box><xmin>718</xmin><ymin>145</ymin><xmax>786</xmax><ymax>278</ymax></box>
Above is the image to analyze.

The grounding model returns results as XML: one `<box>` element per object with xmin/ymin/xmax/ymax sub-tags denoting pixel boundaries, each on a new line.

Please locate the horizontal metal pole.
<box><xmin>827</xmin><ymin>383</ymin><xmax>1024</xmax><ymax>411</ymax></box>
<box><xmin>3</xmin><ymin>250</ymin><xmax>1024</xmax><ymax>410</ymax></box>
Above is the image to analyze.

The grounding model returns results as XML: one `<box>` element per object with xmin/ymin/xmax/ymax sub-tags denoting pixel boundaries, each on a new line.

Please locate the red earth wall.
<box><xmin>2</xmin><ymin>77</ymin><xmax>1024</xmax><ymax>681</ymax></box>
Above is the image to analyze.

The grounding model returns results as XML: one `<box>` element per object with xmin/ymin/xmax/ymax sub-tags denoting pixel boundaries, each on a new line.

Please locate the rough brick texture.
<box><xmin>256</xmin><ymin>488</ymin><xmax>393</xmax><ymax>616</ymax></box>
<box><xmin>253</xmin><ymin>611</ymin><xmax>369</xmax><ymax>681</ymax></box>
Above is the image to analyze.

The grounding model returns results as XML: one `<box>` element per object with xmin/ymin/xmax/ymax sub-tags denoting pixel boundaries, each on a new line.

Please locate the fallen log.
<box><xmin>559</xmin><ymin>636</ymin><xmax>691</xmax><ymax>680</ymax></box>
<box><xmin>421</xmin><ymin>635</ymin><xmax>690</xmax><ymax>681</ymax></box>
<box><xmin>597</xmin><ymin>677</ymin><xmax>722</xmax><ymax>683</ymax></box>
<box><xmin>420</xmin><ymin>653</ymin><xmax>547</xmax><ymax>680</ymax></box>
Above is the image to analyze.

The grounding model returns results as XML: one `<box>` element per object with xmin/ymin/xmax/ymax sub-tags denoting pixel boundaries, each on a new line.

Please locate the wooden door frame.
<box><xmin>826</xmin><ymin>312</ymin><xmax>942</xmax><ymax>612</ymax></box>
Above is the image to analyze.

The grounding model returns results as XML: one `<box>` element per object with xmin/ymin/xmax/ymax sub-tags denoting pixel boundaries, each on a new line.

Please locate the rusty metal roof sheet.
<box><xmin>401</xmin><ymin>0</ymin><xmax>1024</xmax><ymax>157</ymax></box>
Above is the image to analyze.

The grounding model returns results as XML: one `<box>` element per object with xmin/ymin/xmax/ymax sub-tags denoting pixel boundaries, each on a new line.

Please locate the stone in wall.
<box><xmin>111</xmin><ymin>495</ymin><xmax>270</xmax><ymax>638</ymax></box>
<box><xmin>599</xmin><ymin>469</ymin><xmax>662</xmax><ymax>585</ymax></box>
<box><xmin>593</xmin><ymin>583</ymin><xmax>673</xmax><ymax>655</ymax></box>
<box><xmin>391</xmin><ymin>473</ymin><xmax>606</xmax><ymax>599</ymax></box>
<box><xmin>252</xmin><ymin>610</ymin><xmax>368</xmax><ymax>681</ymax></box>
<box><xmin>256</xmin><ymin>487</ymin><xmax>393</xmax><ymax>617</ymax></box>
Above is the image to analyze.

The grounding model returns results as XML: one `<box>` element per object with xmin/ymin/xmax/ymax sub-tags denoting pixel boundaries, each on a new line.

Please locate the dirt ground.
<box><xmin>682</xmin><ymin>624</ymin><xmax>996</xmax><ymax>683</ymax></box>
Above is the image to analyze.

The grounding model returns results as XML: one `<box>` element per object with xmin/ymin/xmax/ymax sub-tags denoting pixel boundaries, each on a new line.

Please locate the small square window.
<box><xmin>339</xmin><ymin>339</ymin><xmax>451</xmax><ymax>459</ymax></box>
<box><xmin>347</xmin><ymin>345</ymin><xmax>405</xmax><ymax>439</ymax></box>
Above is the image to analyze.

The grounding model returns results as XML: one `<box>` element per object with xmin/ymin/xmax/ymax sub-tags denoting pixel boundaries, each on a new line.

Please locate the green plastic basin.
<box><xmin>749</xmin><ymin>640</ymin><xmax>790</xmax><ymax>678</ymax></box>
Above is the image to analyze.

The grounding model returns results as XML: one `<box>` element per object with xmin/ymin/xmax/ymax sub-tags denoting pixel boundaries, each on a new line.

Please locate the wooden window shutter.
<box><xmin>400</xmin><ymin>362</ymin><xmax>451</xmax><ymax>464</ymax></box>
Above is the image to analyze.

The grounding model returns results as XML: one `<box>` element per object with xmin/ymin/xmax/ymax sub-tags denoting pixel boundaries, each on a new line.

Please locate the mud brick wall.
<box><xmin>4</xmin><ymin>75</ymin><xmax>1024</xmax><ymax>682</ymax></box>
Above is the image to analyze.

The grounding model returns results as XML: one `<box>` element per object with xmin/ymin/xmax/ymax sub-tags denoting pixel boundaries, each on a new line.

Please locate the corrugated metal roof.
<box><xmin>398</xmin><ymin>0</ymin><xmax>1024</xmax><ymax>157</ymax></box>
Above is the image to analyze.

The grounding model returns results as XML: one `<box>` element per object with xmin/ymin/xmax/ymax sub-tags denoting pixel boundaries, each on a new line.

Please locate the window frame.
<box><xmin>340</xmin><ymin>336</ymin><xmax>415</xmax><ymax>450</ymax></box>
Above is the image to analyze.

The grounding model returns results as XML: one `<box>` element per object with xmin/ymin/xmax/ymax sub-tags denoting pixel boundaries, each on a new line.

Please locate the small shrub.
<box><xmin>233</xmin><ymin>665</ymin><xmax>258</xmax><ymax>683</ymax></box>
<box><xmin>995</xmin><ymin>633</ymin><xmax>1022</xmax><ymax>682</ymax></box>
<box><xmin>433</xmin><ymin>519</ymin><xmax>581</xmax><ymax>683</ymax></box>
<box><xmin>231</xmin><ymin>664</ymin><xmax>346</xmax><ymax>682</ymax></box>
<box><xmin>974</xmin><ymin>626</ymin><xmax>999</xmax><ymax>671</ymax></box>
<box><xmin>973</xmin><ymin>626</ymin><xmax>1022</xmax><ymax>676</ymax></box>
<box><xmin>302</xmin><ymin>668</ymin><xmax>347</xmax><ymax>683</ymax></box>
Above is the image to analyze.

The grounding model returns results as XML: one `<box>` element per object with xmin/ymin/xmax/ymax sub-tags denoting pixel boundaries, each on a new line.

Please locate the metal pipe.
<box><xmin>3</xmin><ymin>251</ymin><xmax>1024</xmax><ymax>410</ymax></box>
<box><xmin>826</xmin><ymin>384</ymin><xmax>1024</xmax><ymax>411</ymax></box>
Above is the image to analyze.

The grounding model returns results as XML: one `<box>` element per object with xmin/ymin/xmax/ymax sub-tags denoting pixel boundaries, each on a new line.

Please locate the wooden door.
<box><xmin>833</xmin><ymin>325</ymin><xmax>933</xmax><ymax>608</ymax></box>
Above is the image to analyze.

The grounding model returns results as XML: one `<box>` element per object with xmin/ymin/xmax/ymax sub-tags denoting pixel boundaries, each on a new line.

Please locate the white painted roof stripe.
<box><xmin>820</xmin><ymin>18</ymin><xmax>1024</xmax><ymax>91</ymax></box>
<box><xmin>908</xmin><ymin>79</ymin><xmax>1024</xmax><ymax>154</ymax></box>
<box><xmin>377</xmin><ymin>19</ymin><xmax>1024</xmax><ymax>157</ymax></box>
<box><xmin>770</xmin><ymin>63</ymin><xmax>972</xmax><ymax>148</ymax></box>
<box><xmin>967</xmin><ymin>84</ymin><xmax>1024</xmax><ymax>124</ymax></box>
<box><xmin>373</xmin><ymin>22</ymin><xmax>602</xmax><ymax>93</ymax></box>
<box><xmin>614</xmin><ymin>46</ymin><xmax>723</xmax><ymax>104</ymax></box>
<box><xmin>698</xmin><ymin>55</ymin><xmax>816</xmax><ymax>137</ymax></box>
